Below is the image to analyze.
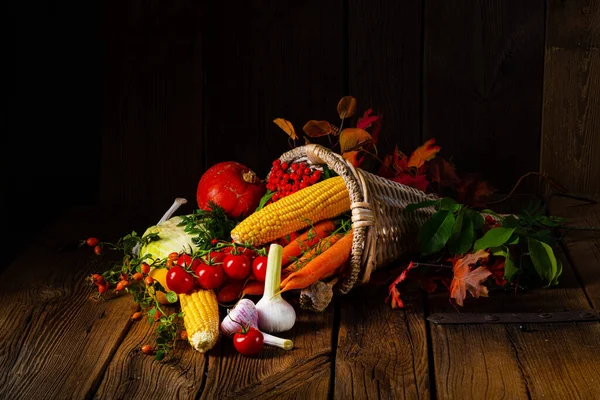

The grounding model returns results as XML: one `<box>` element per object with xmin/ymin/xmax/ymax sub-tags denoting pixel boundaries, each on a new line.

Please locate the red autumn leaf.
<box><xmin>482</xmin><ymin>256</ymin><xmax>508</xmax><ymax>286</ymax></box>
<box><xmin>386</xmin><ymin>261</ymin><xmax>419</xmax><ymax>309</ymax></box>
<box><xmin>407</xmin><ymin>139</ymin><xmax>441</xmax><ymax>168</ymax></box>
<box><xmin>449</xmin><ymin>250</ymin><xmax>491</xmax><ymax>306</ymax></box>
<box><xmin>357</xmin><ymin>108</ymin><xmax>380</xmax><ymax>130</ymax></box>
<box><xmin>391</xmin><ymin>173</ymin><xmax>430</xmax><ymax>192</ymax></box>
<box><xmin>370</xmin><ymin>112</ymin><xmax>383</xmax><ymax>146</ymax></box>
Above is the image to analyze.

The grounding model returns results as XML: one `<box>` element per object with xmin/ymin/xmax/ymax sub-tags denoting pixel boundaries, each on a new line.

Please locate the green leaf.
<box><xmin>551</xmin><ymin>259</ymin><xmax>563</xmax><ymax>286</ymax></box>
<box><xmin>473</xmin><ymin>227</ymin><xmax>516</xmax><ymax>251</ymax></box>
<box><xmin>166</xmin><ymin>291</ymin><xmax>178</xmax><ymax>303</ymax></box>
<box><xmin>405</xmin><ymin>200</ymin><xmax>439</xmax><ymax>213</ymax></box>
<box><xmin>502</xmin><ymin>215</ymin><xmax>519</xmax><ymax>229</ymax></box>
<box><xmin>505</xmin><ymin>233</ymin><xmax>520</xmax><ymax>245</ymax></box>
<box><xmin>155</xmin><ymin>350</ymin><xmax>165</xmax><ymax>361</ymax></box>
<box><xmin>527</xmin><ymin>238</ymin><xmax>558</xmax><ymax>286</ymax></box>
<box><xmin>256</xmin><ymin>190</ymin><xmax>275</xmax><ymax>212</ymax></box>
<box><xmin>418</xmin><ymin>210</ymin><xmax>456</xmax><ymax>256</ymax></box>
<box><xmin>466</xmin><ymin>210</ymin><xmax>485</xmax><ymax>230</ymax></box>
<box><xmin>439</xmin><ymin>198</ymin><xmax>461</xmax><ymax>212</ymax></box>
<box><xmin>491</xmin><ymin>247</ymin><xmax>519</xmax><ymax>281</ymax></box>
<box><xmin>447</xmin><ymin>210</ymin><xmax>475</xmax><ymax>255</ymax></box>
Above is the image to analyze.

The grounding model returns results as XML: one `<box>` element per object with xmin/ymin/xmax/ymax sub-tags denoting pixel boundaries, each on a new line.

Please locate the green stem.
<box><xmin>264</xmin><ymin>244</ymin><xmax>283</xmax><ymax>298</ymax></box>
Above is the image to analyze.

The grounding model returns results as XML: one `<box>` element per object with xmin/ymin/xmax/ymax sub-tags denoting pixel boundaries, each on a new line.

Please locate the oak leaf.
<box><xmin>357</xmin><ymin>108</ymin><xmax>379</xmax><ymax>130</ymax></box>
<box><xmin>303</xmin><ymin>120</ymin><xmax>333</xmax><ymax>138</ymax></box>
<box><xmin>407</xmin><ymin>138</ymin><xmax>441</xmax><ymax>168</ymax></box>
<box><xmin>273</xmin><ymin>118</ymin><xmax>297</xmax><ymax>140</ymax></box>
<box><xmin>339</xmin><ymin>128</ymin><xmax>372</xmax><ymax>153</ymax></box>
<box><xmin>337</xmin><ymin>96</ymin><xmax>357</xmax><ymax>119</ymax></box>
<box><xmin>449</xmin><ymin>250</ymin><xmax>491</xmax><ymax>306</ymax></box>
<box><xmin>386</xmin><ymin>261</ymin><xmax>419</xmax><ymax>308</ymax></box>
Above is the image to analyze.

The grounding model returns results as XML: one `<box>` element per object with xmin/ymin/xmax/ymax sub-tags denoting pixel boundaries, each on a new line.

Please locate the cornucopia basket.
<box><xmin>275</xmin><ymin>143</ymin><xmax>439</xmax><ymax>295</ymax></box>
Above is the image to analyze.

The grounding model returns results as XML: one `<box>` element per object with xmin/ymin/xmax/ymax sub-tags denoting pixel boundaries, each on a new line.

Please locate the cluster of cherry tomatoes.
<box><xmin>266</xmin><ymin>160</ymin><xmax>322</xmax><ymax>202</ymax></box>
<box><xmin>164</xmin><ymin>246</ymin><xmax>268</xmax><ymax>295</ymax></box>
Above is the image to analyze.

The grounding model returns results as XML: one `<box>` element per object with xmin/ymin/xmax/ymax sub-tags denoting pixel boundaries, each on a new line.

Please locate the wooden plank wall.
<box><xmin>5</xmin><ymin>0</ymin><xmax>600</xmax><ymax>275</ymax></box>
<box><xmin>96</xmin><ymin>0</ymin><xmax>600</xmax><ymax>208</ymax></box>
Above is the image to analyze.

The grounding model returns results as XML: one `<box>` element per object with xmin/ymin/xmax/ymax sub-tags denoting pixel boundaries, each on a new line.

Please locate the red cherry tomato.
<box><xmin>177</xmin><ymin>254</ymin><xmax>201</xmax><ymax>269</ymax></box>
<box><xmin>224</xmin><ymin>246</ymin><xmax>256</xmax><ymax>259</ymax></box>
<box><xmin>251</xmin><ymin>256</ymin><xmax>268</xmax><ymax>282</ymax></box>
<box><xmin>166</xmin><ymin>266</ymin><xmax>195</xmax><ymax>294</ymax></box>
<box><xmin>195</xmin><ymin>263</ymin><xmax>225</xmax><ymax>290</ymax></box>
<box><xmin>233</xmin><ymin>327</ymin><xmax>264</xmax><ymax>356</ymax></box>
<box><xmin>223</xmin><ymin>254</ymin><xmax>251</xmax><ymax>280</ymax></box>
<box><xmin>204</xmin><ymin>251</ymin><xmax>227</xmax><ymax>265</ymax></box>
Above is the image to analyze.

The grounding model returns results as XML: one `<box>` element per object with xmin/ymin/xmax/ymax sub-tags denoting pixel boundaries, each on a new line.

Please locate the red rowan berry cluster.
<box><xmin>266</xmin><ymin>159</ymin><xmax>322</xmax><ymax>201</ymax></box>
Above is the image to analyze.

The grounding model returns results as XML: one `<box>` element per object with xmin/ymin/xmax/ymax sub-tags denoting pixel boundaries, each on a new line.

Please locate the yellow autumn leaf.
<box><xmin>303</xmin><ymin>120</ymin><xmax>333</xmax><ymax>137</ymax></box>
<box><xmin>339</xmin><ymin>128</ymin><xmax>372</xmax><ymax>153</ymax></box>
<box><xmin>337</xmin><ymin>96</ymin><xmax>357</xmax><ymax>119</ymax></box>
<box><xmin>273</xmin><ymin>118</ymin><xmax>298</xmax><ymax>140</ymax></box>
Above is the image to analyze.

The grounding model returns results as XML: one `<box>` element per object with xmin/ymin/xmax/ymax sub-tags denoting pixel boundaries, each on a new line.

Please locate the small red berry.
<box><xmin>86</xmin><ymin>237</ymin><xmax>100</xmax><ymax>247</ymax></box>
<box><xmin>140</xmin><ymin>263</ymin><xmax>150</xmax><ymax>274</ymax></box>
<box><xmin>141</xmin><ymin>345</ymin><xmax>154</xmax><ymax>355</ymax></box>
<box><xmin>93</xmin><ymin>245</ymin><xmax>102</xmax><ymax>255</ymax></box>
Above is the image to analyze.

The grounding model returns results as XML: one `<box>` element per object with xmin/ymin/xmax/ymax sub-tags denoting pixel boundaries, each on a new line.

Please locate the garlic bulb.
<box><xmin>256</xmin><ymin>244</ymin><xmax>296</xmax><ymax>333</ymax></box>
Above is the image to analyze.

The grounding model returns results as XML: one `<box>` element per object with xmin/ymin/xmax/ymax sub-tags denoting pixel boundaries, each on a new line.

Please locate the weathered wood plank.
<box><xmin>201</xmin><ymin>298</ymin><xmax>333</xmax><ymax>400</ymax></box>
<box><xmin>0</xmin><ymin>208</ymin><xmax>150</xmax><ymax>400</ymax></box>
<box><xmin>429</xmin><ymin>245</ymin><xmax>600</xmax><ymax>399</ymax></box>
<box><xmin>335</xmin><ymin>284</ymin><xmax>429</xmax><ymax>399</ymax></box>
<box><xmin>423</xmin><ymin>0</ymin><xmax>546</xmax><ymax>193</ymax></box>
<box><xmin>548</xmin><ymin>195</ymin><xmax>600</xmax><ymax>308</ymax></box>
<box><xmin>100</xmin><ymin>0</ymin><xmax>205</xmax><ymax>208</ymax></box>
<box><xmin>95</xmin><ymin>304</ymin><xmax>206</xmax><ymax>399</ymax></box>
<box><xmin>203</xmin><ymin>0</ymin><xmax>345</xmax><ymax>178</ymax></box>
<box><xmin>348</xmin><ymin>0</ymin><xmax>422</xmax><ymax>155</ymax></box>
<box><xmin>541</xmin><ymin>0</ymin><xmax>600</xmax><ymax>196</ymax></box>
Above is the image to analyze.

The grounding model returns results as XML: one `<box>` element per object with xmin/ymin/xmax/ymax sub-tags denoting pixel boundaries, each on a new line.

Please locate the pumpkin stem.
<box><xmin>242</xmin><ymin>170</ymin><xmax>259</xmax><ymax>184</ymax></box>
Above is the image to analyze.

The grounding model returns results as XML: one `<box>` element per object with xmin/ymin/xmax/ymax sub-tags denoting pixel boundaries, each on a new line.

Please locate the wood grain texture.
<box><xmin>429</xmin><ymin>247</ymin><xmax>600</xmax><ymax>399</ymax></box>
<box><xmin>548</xmin><ymin>195</ymin><xmax>600</xmax><ymax>308</ymax></box>
<box><xmin>0</xmin><ymin>208</ymin><xmax>147</xmax><ymax>400</ymax></box>
<box><xmin>423</xmin><ymin>0</ymin><xmax>545</xmax><ymax>193</ymax></box>
<box><xmin>100</xmin><ymin>1</ymin><xmax>205</xmax><ymax>208</ymax></box>
<box><xmin>348</xmin><ymin>0</ymin><xmax>422</xmax><ymax>155</ymax></box>
<box><xmin>201</xmin><ymin>299</ymin><xmax>333</xmax><ymax>399</ymax></box>
<box><xmin>203</xmin><ymin>0</ymin><xmax>345</xmax><ymax>178</ymax></box>
<box><xmin>541</xmin><ymin>0</ymin><xmax>600</xmax><ymax>195</ymax></box>
<box><xmin>95</xmin><ymin>304</ymin><xmax>206</xmax><ymax>399</ymax></box>
<box><xmin>335</xmin><ymin>284</ymin><xmax>429</xmax><ymax>399</ymax></box>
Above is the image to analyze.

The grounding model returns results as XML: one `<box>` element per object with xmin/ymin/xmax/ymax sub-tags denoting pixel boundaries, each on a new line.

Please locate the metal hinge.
<box><xmin>427</xmin><ymin>310</ymin><xmax>600</xmax><ymax>325</ymax></box>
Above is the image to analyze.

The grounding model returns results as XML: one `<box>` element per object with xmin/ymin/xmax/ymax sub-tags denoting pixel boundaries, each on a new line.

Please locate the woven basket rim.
<box><xmin>276</xmin><ymin>143</ymin><xmax>439</xmax><ymax>294</ymax></box>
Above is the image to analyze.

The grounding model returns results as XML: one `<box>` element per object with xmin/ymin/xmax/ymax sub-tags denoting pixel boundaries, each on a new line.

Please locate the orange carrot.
<box><xmin>281</xmin><ymin>220</ymin><xmax>336</xmax><ymax>266</ymax></box>
<box><xmin>241</xmin><ymin>280</ymin><xmax>264</xmax><ymax>297</ymax></box>
<box><xmin>280</xmin><ymin>230</ymin><xmax>354</xmax><ymax>293</ymax></box>
<box><xmin>281</xmin><ymin>232</ymin><xmax>344</xmax><ymax>277</ymax></box>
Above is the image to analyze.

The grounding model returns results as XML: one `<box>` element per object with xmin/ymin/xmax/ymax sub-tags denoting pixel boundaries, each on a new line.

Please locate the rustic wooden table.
<box><xmin>1</xmin><ymin>196</ymin><xmax>599</xmax><ymax>399</ymax></box>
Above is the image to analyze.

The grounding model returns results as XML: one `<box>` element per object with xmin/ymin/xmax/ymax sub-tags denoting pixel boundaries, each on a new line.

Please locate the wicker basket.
<box><xmin>276</xmin><ymin>144</ymin><xmax>439</xmax><ymax>295</ymax></box>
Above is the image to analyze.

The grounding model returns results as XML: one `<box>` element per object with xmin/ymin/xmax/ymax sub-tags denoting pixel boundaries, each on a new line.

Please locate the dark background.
<box><xmin>4</xmin><ymin>0</ymin><xmax>599</xmax><ymax>272</ymax></box>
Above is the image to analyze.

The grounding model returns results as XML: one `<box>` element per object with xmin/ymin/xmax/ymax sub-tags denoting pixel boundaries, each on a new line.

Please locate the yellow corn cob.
<box><xmin>179</xmin><ymin>289</ymin><xmax>219</xmax><ymax>353</ymax></box>
<box><xmin>231</xmin><ymin>176</ymin><xmax>350</xmax><ymax>246</ymax></box>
